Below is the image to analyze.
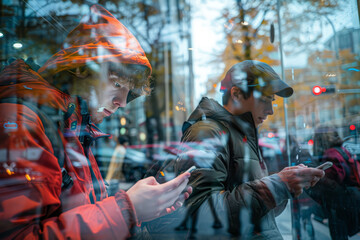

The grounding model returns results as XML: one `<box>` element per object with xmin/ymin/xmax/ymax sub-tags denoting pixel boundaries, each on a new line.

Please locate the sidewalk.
<box><xmin>117</xmin><ymin>182</ymin><xmax>360</xmax><ymax>240</ymax></box>
<box><xmin>276</xmin><ymin>200</ymin><xmax>360</xmax><ymax>240</ymax></box>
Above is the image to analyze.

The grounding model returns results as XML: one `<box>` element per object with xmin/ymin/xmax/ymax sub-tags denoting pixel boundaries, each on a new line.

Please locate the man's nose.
<box><xmin>266</xmin><ymin>102</ymin><xmax>274</xmax><ymax>115</ymax></box>
<box><xmin>112</xmin><ymin>96</ymin><xmax>127</xmax><ymax>108</ymax></box>
<box><xmin>112</xmin><ymin>88</ymin><xmax>130</xmax><ymax>108</ymax></box>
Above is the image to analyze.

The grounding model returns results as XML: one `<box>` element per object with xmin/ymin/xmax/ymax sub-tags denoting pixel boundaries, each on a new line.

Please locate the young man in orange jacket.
<box><xmin>0</xmin><ymin>4</ymin><xmax>191</xmax><ymax>239</ymax></box>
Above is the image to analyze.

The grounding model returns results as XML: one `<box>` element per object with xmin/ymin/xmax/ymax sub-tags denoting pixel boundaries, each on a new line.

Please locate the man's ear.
<box><xmin>230</xmin><ymin>86</ymin><xmax>242</xmax><ymax>101</ymax></box>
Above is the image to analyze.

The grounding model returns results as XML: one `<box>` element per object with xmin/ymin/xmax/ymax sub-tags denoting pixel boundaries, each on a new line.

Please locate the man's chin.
<box><xmin>90</xmin><ymin>113</ymin><xmax>104</xmax><ymax>124</ymax></box>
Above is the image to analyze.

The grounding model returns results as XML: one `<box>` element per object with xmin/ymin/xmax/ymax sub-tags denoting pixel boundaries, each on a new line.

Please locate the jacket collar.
<box><xmin>185</xmin><ymin>97</ymin><xmax>258</xmax><ymax>140</ymax></box>
<box><xmin>63</xmin><ymin>96</ymin><xmax>110</xmax><ymax>143</ymax></box>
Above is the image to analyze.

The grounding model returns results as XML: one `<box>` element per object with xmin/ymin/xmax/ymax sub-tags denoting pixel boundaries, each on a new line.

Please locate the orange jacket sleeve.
<box><xmin>0</xmin><ymin>102</ymin><xmax>138</xmax><ymax>239</ymax></box>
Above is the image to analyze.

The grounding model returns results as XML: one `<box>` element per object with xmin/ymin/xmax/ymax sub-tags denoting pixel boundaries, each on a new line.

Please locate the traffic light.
<box><xmin>119</xmin><ymin>116</ymin><xmax>128</xmax><ymax>135</ymax></box>
<box><xmin>312</xmin><ymin>85</ymin><xmax>336</xmax><ymax>95</ymax></box>
<box><xmin>120</xmin><ymin>117</ymin><xmax>127</xmax><ymax>126</ymax></box>
<box><xmin>120</xmin><ymin>127</ymin><xmax>127</xmax><ymax>135</ymax></box>
<box><xmin>350</xmin><ymin>124</ymin><xmax>356</xmax><ymax>136</ymax></box>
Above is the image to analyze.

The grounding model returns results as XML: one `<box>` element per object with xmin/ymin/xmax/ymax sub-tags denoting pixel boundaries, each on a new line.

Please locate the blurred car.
<box><xmin>258</xmin><ymin>137</ymin><xmax>285</xmax><ymax>174</ymax></box>
<box><xmin>94</xmin><ymin>144</ymin><xmax>152</xmax><ymax>182</ymax></box>
<box><xmin>124</xmin><ymin>143</ymin><xmax>180</xmax><ymax>182</ymax></box>
<box><xmin>145</xmin><ymin>140</ymin><xmax>227</xmax><ymax>182</ymax></box>
<box><xmin>122</xmin><ymin>148</ymin><xmax>153</xmax><ymax>182</ymax></box>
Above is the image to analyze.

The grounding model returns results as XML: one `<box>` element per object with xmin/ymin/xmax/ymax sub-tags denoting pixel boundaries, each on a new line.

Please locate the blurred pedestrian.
<box><xmin>282</xmin><ymin>134</ymin><xmax>316</xmax><ymax>240</ymax></box>
<box><xmin>106</xmin><ymin>136</ymin><xmax>129</xmax><ymax>195</ymax></box>
<box><xmin>174</xmin><ymin>154</ymin><xmax>223</xmax><ymax>237</ymax></box>
<box><xmin>309</xmin><ymin>125</ymin><xmax>360</xmax><ymax>239</ymax></box>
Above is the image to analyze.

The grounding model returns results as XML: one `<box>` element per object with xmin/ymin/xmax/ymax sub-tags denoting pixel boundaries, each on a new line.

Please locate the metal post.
<box><xmin>276</xmin><ymin>1</ymin><xmax>298</xmax><ymax>239</ymax></box>
<box><xmin>164</xmin><ymin>42</ymin><xmax>170</xmax><ymax>145</ymax></box>
<box><xmin>276</xmin><ymin>0</ymin><xmax>290</xmax><ymax>168</ymax></box>
<box><xmin>324</xmin><ymin>14</ymin><xmax>340</xmax><ymax>60</ymax></box>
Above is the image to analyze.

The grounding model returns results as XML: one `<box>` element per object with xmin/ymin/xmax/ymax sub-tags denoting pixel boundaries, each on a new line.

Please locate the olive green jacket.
<box><xmin>177</xmin><ymin>97</ymin><xmax>290</xmax><ymax>239</ymax></box>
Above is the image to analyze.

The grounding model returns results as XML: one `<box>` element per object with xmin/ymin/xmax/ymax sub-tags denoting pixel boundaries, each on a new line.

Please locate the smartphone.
<box><xmin>185</xmin><ymin>166</ymin><xmax>196</xmax><ymax>173</ymax></box>
<box><xmin>316</xmin><ymin>161</ymin><xmax>333</xmax><ymax>170</ymax></box>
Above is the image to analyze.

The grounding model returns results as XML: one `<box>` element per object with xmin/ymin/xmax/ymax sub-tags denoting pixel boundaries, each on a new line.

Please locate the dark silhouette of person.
<box><xmin>309</xmin><ymin>125</ymin><xmax>360</xmax><ymax>239</ymax></box>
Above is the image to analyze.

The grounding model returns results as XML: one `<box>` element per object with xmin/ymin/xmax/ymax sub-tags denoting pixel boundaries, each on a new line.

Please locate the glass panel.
<box><xmin>0</xmin><ymin>0</ymin><xmax>359</xmax><ymax>239</ymax></box>
<box><xmin>279</xmin><ymin>0</ymin><xmax>360</xmax><ymax>239</ymax></box>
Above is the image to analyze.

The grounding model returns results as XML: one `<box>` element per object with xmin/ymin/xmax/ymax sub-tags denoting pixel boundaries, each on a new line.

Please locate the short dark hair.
<box><xmin>222</xmin><ymin>85</ymin><xmax>255</xmax><ymax>105</ymax></box>
<box><xmin>118</xmin><ymin>136</ymin><xmax>129</xmax><ymax>145</ymax></box>
<box><xmin>313</xmin><ymin>125</ymin><xmax>343</xmax><ymax>157</ymax></box>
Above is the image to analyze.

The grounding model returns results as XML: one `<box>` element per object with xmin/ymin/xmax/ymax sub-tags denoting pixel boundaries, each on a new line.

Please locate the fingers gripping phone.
<box><xmin>316</xmin><ymin>161</ymin><xmax>333</xmax><ymax>170</ymax></box>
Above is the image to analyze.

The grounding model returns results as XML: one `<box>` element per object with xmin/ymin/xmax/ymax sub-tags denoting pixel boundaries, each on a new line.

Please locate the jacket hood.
<box><xmin>183</xmin><ymin>97</ymin><xmax>256</xmax><ymax>138</ymax></box>
<box><xmin>0</xmin><ymin>59</ymin><xmax>69</xmax><ymax>111</ymax></box>
<box><xmin>38</xmin><ymin>4</ymin><xmax>152</xmax><ymax>79</ymax></box>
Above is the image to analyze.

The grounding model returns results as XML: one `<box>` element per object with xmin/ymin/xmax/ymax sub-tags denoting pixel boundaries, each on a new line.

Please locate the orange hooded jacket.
<box><xmin>0</xmin><ymin>4</ymin><xmax>151</xmax><ymax>239</ymax></box>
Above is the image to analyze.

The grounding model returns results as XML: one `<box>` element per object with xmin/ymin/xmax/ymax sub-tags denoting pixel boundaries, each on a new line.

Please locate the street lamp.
<box><xmin>13</xmin><ymin>42</ymin><xmax>23</xmax><ymax>49</ymax></box>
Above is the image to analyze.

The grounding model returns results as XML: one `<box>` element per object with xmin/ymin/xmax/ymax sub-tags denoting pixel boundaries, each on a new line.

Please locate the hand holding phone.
<box><xmin>127</xmin><ymin>171</ymin><xmax>192</xmax><ymax>222</ymax></box>
<box><xmin>316</xmin><ymin>161</ymin><xmax>333</xmax><ymax>170</ymax></box>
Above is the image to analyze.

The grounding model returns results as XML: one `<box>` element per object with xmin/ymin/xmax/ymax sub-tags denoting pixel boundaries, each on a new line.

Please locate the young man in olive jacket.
<box><xmin>176</xmin><ymin>60</ymin><xmax>325</xmax><ymax>239</ymax></box>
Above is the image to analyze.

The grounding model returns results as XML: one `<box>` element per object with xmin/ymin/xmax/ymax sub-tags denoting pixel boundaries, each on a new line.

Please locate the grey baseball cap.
<box><xmin>220</xmin><ymin>60</ymin><xmax>293</xmax><ymax>98</ymax></box>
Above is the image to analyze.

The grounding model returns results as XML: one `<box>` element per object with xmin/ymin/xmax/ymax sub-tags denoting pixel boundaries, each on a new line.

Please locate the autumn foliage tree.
<box><xmin>207</xmin><ymin>0</ymin><xmax>345</xmax><ymax>96</ymax></box>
